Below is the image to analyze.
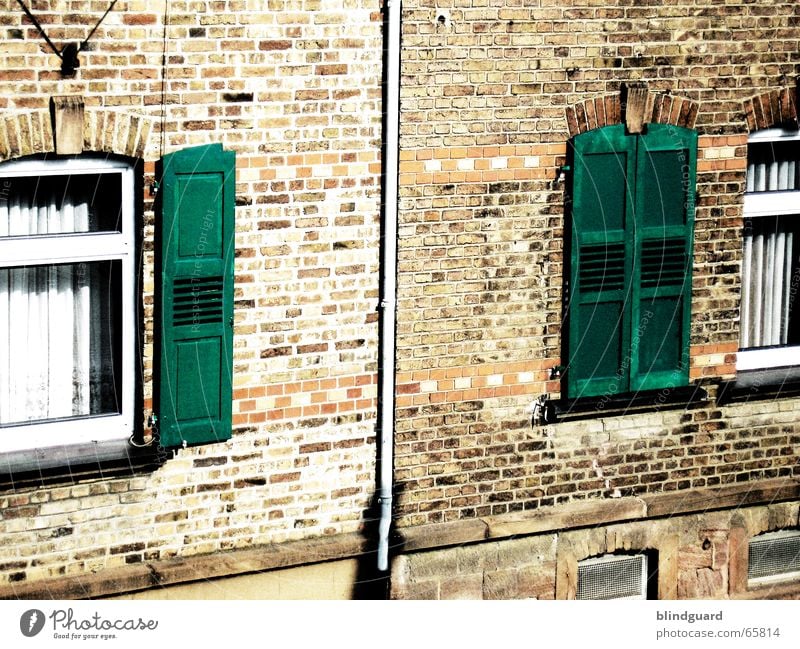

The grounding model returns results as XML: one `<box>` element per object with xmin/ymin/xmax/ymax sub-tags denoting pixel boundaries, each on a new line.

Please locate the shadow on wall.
<box><xmin>352</xmin><ymin>485</ymin><xmax>405</xmax><ymax>599</ymax></box>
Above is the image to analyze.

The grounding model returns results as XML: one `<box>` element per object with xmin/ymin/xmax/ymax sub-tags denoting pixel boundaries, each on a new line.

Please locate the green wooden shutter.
<box><xmin>567</xmin><ymin>124</ymin><xmax>636</xmax><ymax>398</ymax></box>
<box><xmin>630</xmin><ymin>124</ymin><xmax>696</xmax><ymax>391</ymax></box>
<box><xmin>156</xmin><ymin>143</ymin><xmax>235</xmax><ymax>447</ymax></box>
<box><xmin>566</xmin><ymin>124</ymin><xmax>696</xmax><ymax>399</ymax></box>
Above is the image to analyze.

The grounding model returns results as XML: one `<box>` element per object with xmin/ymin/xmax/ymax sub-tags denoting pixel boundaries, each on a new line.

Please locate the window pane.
<box><xmin>747</xmin><ymin>141</ymin><xmax>800</xmax><ymax>192</ymax></box>
<box><xmin>0</xmin><ymin>261</ymin><xmax>121</xmax><ymax>425</ymax></box>
<box><xmin>0</xmin><ymin>173</ymin><xmax>123</xmax><ymax>237</ymax></box>
<box><xmin>741</xmin><ymin>215</ymin><xmax>800</xmax><ymax>349</ymax></box>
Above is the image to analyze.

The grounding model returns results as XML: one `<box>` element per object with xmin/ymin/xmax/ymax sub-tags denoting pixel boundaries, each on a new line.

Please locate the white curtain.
<box><xmin>742</xmin><ymin>151</ymin><xmax>799</xmax><ymax>349</ymax></box>
<box><xmin>746</xmin><ymin>151</ymin><xmax>798</xmax><ymax>193</ymax></box>
<box><xmin>0</xmin><ymin>185</ymin><xmax>98</xmax><ymax>424</ymax></box>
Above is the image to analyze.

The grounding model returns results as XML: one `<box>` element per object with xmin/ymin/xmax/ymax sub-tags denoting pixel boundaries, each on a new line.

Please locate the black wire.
<box><xmin>15</xmin><ymin>0</ymin><xmax>119</xmax><ymax>57</ymax></box>
<box><xmin>80</xmin><ymin>0</ymin><xmax>119</xmax><ymax>51</ymax></box>
<box><xmin>15</xmin><ymin>0</ymin><xmax>62</xmax><ymax>59</ymax></box>
<box><xmin>160</xmin><ymin>1</ymin><xmax>170</xmax><ymax>160</ymax></box>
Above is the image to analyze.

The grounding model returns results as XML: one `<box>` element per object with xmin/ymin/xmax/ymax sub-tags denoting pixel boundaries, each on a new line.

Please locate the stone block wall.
<box><xmin>392</xmin><ymin>535</ymin><xmax>558</xmax><ymax>600</ymax></box>
<box><xmin>391</xmin><ymin>500</ymin><xmax>800</xmax><ymax>600</ymax></box>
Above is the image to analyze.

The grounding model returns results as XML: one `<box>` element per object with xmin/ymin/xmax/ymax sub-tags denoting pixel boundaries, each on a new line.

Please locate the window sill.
<box><xmin>545</xmin><ymin>385</ymin><xmax>708</xmax><ymax>423</ymax></box>
<box><xmin>747</xmin><ymin>573</ymin><xmax>800</xmax><ymax>590</ymax></box>
<box><xmin>731</xmin><ymin>573</ymin><xmax>800</xmax><ymax>600</ymax></box>
<box><xmin>737</xmin><ymin>346</ymin><xmax>800</xmax><ymax>371</ymax></box>
<box><xmin>0</xmin><ymin>438</ymin><xmax>167</xmax><ymax>490</ymax></box>
<box><xmin>733</xmin><ymin>578</ymin><xmax>800</xmax><ymax>600</ymax></box>
<box><xmin>718</xmin><ymin>367</ymin><xmax>800</xmax><ymax>405</ymax></box>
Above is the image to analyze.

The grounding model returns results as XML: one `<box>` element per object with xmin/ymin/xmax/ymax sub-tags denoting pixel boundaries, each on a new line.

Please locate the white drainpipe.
<box><xmin>377</xmin><ymin>0</ymin><xmax>402</xmax><ymax>574</ymax></box>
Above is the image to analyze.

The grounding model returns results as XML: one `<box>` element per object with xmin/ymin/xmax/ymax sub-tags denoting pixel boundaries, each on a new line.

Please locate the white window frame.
<box><xmin>738</xmin><ymin>127</ymin><xmax>800</xmax><ymax>371</ymax></box>
<box><xmin>0</xmin><ymin>156</ymin><xmax>134</xmax><ymax>454</ymax></box>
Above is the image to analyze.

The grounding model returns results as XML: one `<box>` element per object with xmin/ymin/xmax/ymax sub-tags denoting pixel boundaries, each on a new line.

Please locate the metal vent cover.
<box><xmin>577</xmin><ymin>553</ymin><xmax>648</xmax><ymax>600</ymax></box>
<box><xmin>748</xmin><ymin>529</ymin><xmax>800</xmax><ymax>582</ymax></box>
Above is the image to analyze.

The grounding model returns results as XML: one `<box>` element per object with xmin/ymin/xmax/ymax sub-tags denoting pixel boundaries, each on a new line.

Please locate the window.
<box><xmin>0</xmin><ymin>143</ymin><xmax>234</xmax><ymax>471</ymax></box>
<box><xmin>748</xmin><ymin>529</ymin><xmax>800</xmax><ymax>586</ymax></box>
<box><xmin>565</xmin><ymin>123</ymin><xmax>697</xmax><ymax>399</ymax></box>
<box><xmin>577</xmin><ymin>553</ymin><xmax>654</xmax><ymax>600</ymax></box>
<box><xmin>739</xmin><ymin>128</ymin><xmax>800</xmax><ymax>371</ymax></box>
<box><xmin>0</xmin><ymin>157</ymin><xmax>134</xmax><ymax>454</ymax></box>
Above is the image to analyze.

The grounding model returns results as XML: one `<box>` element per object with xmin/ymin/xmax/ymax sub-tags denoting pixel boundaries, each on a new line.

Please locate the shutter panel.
<box><xmin>156</xmin><ymin>143</ymin><xmax>235</xmax><ymax>447</ymax></box>
<box><xmin>631</xmin><ymin>124</ymin><xmax>696</xmax><ymax>391</ymax></box>
<box><xmin>567</xmin><ymin>124</ymin><xmax>636</xmax><ymax>398</ymax></box>
<box><xmin>566</xmin><ymin>124</ymin><xmax>696</xmax><ymax>399</ymax></box>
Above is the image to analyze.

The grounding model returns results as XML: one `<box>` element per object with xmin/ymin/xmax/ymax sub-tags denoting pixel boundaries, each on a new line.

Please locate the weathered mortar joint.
<box><xmin>650</xmin><ymin>91</ymin><xmax>699</xmax><ymax>130</ymax></box>
<box><xmin>0</xmin><ymin>105</ymin><xmax>156</xmax><ymax>162</ymax></box>
<box><xmin>742</xmin><ymin>85</ymin><xmax>798</xmax><ymax>132</ymax></box>
<box><xmin>84</xmin><ymin>109</ymin><xmax>157</xmax><ymax>160</ymax></box>
<box><xmin>145</xmin><ymin>563</ymin><xmax>164</xmax><ymax>588</ymax></box>
<box><xmin>565</xmin><ymin>94</ymin><xmax>621</xmax><ymax>137</ymax></box>
<box><xmin>0</xmin><ymin>532</ymin><xmax>371</xmax><ymax>599</ymax></box>
<box><xmin>0</xmin><ymin>110</ymin><xmax>54</xmax><ymax>162</ymax></box>
<box><xmin>565</xmin><ymin>86</ymin><xmax>699</xmax><ymax>138</ymax></box>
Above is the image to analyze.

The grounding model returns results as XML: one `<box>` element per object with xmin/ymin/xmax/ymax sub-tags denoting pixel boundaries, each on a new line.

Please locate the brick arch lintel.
<box><xmin>742</xmin><ymin>86</ymin><xmax>798</xmax><ymax>132</ymax></box>
<box><xmin>565</xmin><ymin>89</ymin><xmax>700</xmax><ymax>138</ymax></box>
<box><xmin>0</xmin><ymin>106</ymin><xmax>157</xmax><ymax>163</ymax></box>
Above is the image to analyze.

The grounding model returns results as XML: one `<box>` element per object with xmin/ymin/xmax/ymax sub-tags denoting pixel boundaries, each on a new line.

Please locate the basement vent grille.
<box><xmin>577</xmin><ymin>553</ymin><xmax>648</xmax><ymax>600</ymax></box>
<box><xmin>748</xmin><ymin>530</ymin><xmax>800</xmax><ymax>582</ymax></box>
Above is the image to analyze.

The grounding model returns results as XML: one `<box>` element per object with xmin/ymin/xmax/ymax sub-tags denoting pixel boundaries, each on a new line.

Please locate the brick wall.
<box><xmin>394</xmin><ymin>1</ymin><xmax>800</xmax><ymax>527</ymax></box>
<box><xmin>0</xmin><ymin>0</ymin><xmax>383</xmax><ymax>587</ymax></box>
<box><xmin>395</xmin><ymin>387</ymin><xmax>800</xmax><ymax>526</ymax></box>
<box><xmin>2</xmin><ymin>0</ymin><xmax>800</xmax><ymax>598</ymax></box>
